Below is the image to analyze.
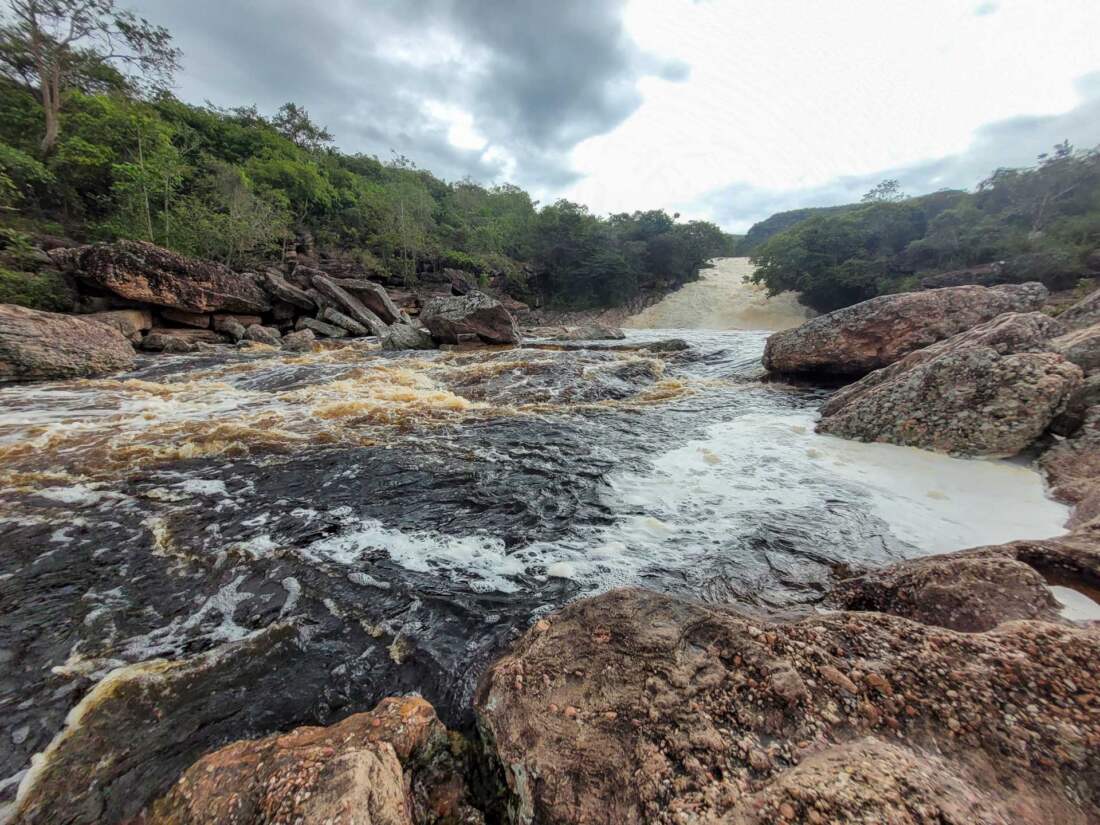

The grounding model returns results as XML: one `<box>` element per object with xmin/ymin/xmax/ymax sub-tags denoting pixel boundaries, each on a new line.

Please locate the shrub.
<box><xmin>0</xmin><ymin>266</ymin><xmax>76</xmax><ymax>311</ymax></box>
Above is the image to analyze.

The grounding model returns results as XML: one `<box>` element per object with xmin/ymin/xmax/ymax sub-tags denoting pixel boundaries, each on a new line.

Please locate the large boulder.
<box><xmin>142</xmin><ymin>697</ymin><xmax>483</xmax><ymax>825</ymax></box>
<box><xmin>763</xmin><ymin>282</ymin><xmax>1049</xmax><ymax>376</ymax></box>
<box><xmin>1052</xmin><ymin>323</ymin><xmax>1100</xmax><ymax>374</ymax></box>
<box><xmin>420</xmin><ymin>290</ymin><xmax>521</xmax><ymax>345</ymax></box>
<box><xmin>261</xmin><ymin>269</ymin><xmax>315</xmax><ymax>311</ymax></box>
<box><xmin>817</xmin><ymin>312</ymin><xmax>1080</xmax><ymax>456</ymax></box>
<box><xmin>1051</xmin><ymin>374</ymin><xmax>1100</xmax><ymax>437</ymax></box>
<box><xmin>322</xmin><ymin>305</ymin><xmax>370</xmax><ymax>336</ymax></box>
<box><xmin>328</xmin><ymin>277</ymin><xmax>404</xmax><ymax>324</ymax></box>
<box><xmin>381</xmin><ymin>324</ymin><xmax>436</xmax><ymax>351</ymax></box>
<box><xmin>311</xmin><ymin>274</ymin><xmax>388</xmax><ymax>336</ymax></box>
<box><xmin>476</xmin><ymin>587</ymin><xmax>1100</xmax><ymax>825</ymax></box>
<box><xmin>244</xmin><ymin>324</ymin><xmax>282</xmax><ymax>346</ymax></box>
<box><xmin>280</xmin><ymin>328</ymin><xmax>316</xmax><ymax>352</ymax></box>
<box><xmin>141</xmin><ymin>328</ymin><xmax>224</xmax><ymax>351</ymax></box>
<box><xmin>526</xmin><ymin>324</ymin><xmax>626</xmax><ymax>341</ymax></box>
<box><xmin>0</xmin><ymin>303</ymin><xmax>135</xmax><ymax>382</ymax></box>
<box><xmin>50</xmin><ymin>240</ymin><xmax>271</xmax><ymax>315</ymax></box>
<box><xmin>834</xmin><ymin>531</ymin><xmax>1100</xmax><ymax>631</ymax></box>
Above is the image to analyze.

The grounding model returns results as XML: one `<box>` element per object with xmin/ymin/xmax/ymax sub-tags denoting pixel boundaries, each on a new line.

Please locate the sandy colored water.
<box><xmin>624</xmin><ymin>257</ymin><xmax>813</xmax><ymax>331</ymax></box>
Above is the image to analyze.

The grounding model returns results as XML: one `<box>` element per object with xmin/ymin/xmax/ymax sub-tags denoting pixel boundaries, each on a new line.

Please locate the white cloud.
<box><xmin>563</xmin><ymin>0</ymin><xmax>1100</xmax><ymax>228</ymax></box>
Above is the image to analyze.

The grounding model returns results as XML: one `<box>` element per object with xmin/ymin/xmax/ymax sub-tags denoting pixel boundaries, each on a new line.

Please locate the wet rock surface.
<box><xmin>763</xmin><ymin>282</ymin><xmax>1048</xmax><ymax>376</ymax></box>
<box><xmin>476</xmin><ymin>587</ymin><xmax>1100</xmax><ymax>825</ymax></box>
<box><xmin>141</xmin><ymin>696</ymin><xmax>483</xmax><ymax>825</ymax></box>
<box><xmin>818</xmin><ymin>312</ymin><xmax>1080</xmax><ymax>456</ymax></box>
<box><xmin>0</xmin><ymin>303</ymin><xmax>135</xmax><ymax>382</ymax></box>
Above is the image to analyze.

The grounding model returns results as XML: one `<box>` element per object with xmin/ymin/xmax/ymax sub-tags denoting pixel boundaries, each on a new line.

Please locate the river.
<box><xmin>0</xmin><ymin>269</ymin><xmax>1070</xmax><ymax>818</ymax></box>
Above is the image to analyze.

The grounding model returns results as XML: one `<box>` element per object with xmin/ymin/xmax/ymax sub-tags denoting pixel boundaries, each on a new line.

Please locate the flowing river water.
<box><xmin>0</xmin><ymin>259</ymin><xmax>1071</xmax><ymax>818</ymax></box>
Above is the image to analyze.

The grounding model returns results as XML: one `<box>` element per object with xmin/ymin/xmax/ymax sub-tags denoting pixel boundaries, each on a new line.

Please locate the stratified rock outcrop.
<box><xmin>817</xmin><ymin>312</ymin><xmax>1080</xmax><ymax>456</ymax></box>
<box><xmin>0</xmin><ymin>303</ymin><xmax>135</xmax><ymax>382</ymax></box>
<box><xmin>311</xmin><ymin>273</ymin><xmax>389</xmax><ymax>337</ymax></box>
<box><xmin>762</xmin><ymin>282</ymin><xmax>1048</xmax><ymax>376</ymax></box>
<box><xmin>50</xmin><ymin>240</ymin><xmax>271</xmax><ymax>315</ymax></box>
<box><xmin>143</xmin><ymin>696</ymin><xmax>483</xmax><ymax>825</ymax></box>
<box><xmin>476</xmin><ymin>587</ymin><xmax>1100</xmax><ymax>825</ymax></box>
<box><xmin>421</xmin><ymin>291</ymin><xmax>522</xmax><ymax>345</ymax></box>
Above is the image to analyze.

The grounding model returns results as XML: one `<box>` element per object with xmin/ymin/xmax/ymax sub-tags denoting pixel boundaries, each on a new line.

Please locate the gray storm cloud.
<box><xmin>128</xmin><ymin>0</ymin><xmax>687</xmax><ymax>190</ymax></box>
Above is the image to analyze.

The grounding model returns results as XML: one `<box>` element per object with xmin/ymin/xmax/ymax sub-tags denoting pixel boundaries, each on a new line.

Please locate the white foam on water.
<box><xmin>513</xmin><ymin>411</ymin><xmax>1068</xmax><ymax>590</ymax></box>
<box><xmin>178</xmin><ymin>479</ymin><xmax>229</xmax><ymax>497</ymax></box>
<box><xmin>304</xmin><ymin>519</ymin><xmax>524</xmax><ymax>593</ymax></box>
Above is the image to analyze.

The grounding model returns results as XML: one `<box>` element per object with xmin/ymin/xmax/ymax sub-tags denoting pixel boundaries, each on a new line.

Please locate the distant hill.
<box><xmin>735</xmin><ymin>205</ymin><xmax>859</xmax><ymax>255</ymax></box>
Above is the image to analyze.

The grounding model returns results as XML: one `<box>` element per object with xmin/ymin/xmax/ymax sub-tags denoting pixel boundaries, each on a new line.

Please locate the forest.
<box><xmin>0</xmin><ymin>0</ymin><xmax>735</xmax><ymax>313</ymax></box>
<box><xmin>748</xmin><ymin>145</ymin><xmax>1100</xmax><ymax>311</ymax></box>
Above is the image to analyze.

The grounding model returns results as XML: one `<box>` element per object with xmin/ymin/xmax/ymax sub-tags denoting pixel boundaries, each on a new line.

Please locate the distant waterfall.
<box><xmin>624</xmin><ymin>257</ymin><xmax>813</xmax><ymax>331</ymax></box>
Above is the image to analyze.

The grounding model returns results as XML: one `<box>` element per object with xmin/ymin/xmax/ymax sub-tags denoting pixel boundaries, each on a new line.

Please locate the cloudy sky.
<box><xmin>131</xmin><ymin>0</ymin><xmax>1100</xmax><ymax>232</ymax></box>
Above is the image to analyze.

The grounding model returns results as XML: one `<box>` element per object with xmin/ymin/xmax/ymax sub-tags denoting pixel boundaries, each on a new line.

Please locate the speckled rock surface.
<box><xmin>762</xmin><ymin>282</ymin><xmax>1048</xmax><ymax>376</ymax></box>
<box><xmin>1042</xmin><ymin>406</ymin><xmax>1100</xmax><ymax>527</ymax></box>
<box><xmin>1052</xmin><ymin>323</ymin><xmax>1100</xmax><ymax>374</ymax></box>
<box><xmin>476</xmin><ymin>587</ymin><xmax>1100</xmax><ymax>825</ymax></box>
<box><xmin>141</xmin><ymin>696</ymin><xmax>483</xmax><ymax>825</ymax></box>
<box><xmin>817</xmin><ymin>313</ymin><xmax>1080</xmax><ymax>456</ymax></box>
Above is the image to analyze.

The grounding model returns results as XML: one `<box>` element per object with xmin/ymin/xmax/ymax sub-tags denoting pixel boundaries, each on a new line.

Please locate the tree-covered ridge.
<box><xmin>0</xmin><ymin>0</ymin><xmax>735</xmax><ymax>312</ymax></box>
<box><xmin>748</xmin><ymin>145</ymin><xmax>1100</xmax><ymax>312</ymax></box>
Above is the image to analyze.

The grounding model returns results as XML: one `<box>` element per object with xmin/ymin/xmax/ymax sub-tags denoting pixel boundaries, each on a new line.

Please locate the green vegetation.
<box><xmin>749</xmin><ymin>145</ymin><xmax>1100</xmax><ymax>312</ymax></box>
<box><xmin>0</xmin><ymin>1</ymin><xmax>735</xmax><ymax>311</ymax></box>
<box><xmin>734</xmin><ymin>204</ymin><xmax>860</xmax><ymax>255</ymax></box>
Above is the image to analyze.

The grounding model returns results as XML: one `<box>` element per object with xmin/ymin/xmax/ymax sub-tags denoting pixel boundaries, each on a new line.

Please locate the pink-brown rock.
<box><xmin>763</xmin><ymin>282</ymin><xmax>1048</xmax><ymax>376</ymax></box>
<box><xmin>476</xmin><ymin>587</ymin><xmax>1100</xmax><ymax>825</ymax></box>
<box><xmin>0</xmin><ymin>303</ymin><xmax>134</xmax><ymax>382</ymax></box>
<box><xmin>51</xmin><ymin>240</ymin><xmax>271</xmax><ymax>314</ymax></box>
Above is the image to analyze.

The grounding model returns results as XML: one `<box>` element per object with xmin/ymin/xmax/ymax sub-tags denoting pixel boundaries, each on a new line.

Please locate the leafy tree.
<box><xmin>0</xmin><ymin>0</ymin><xmax>179</xmax><ymax>154</ymax></box>
<box><xmin>861</xmin><ymin>179</ymin><xmax>906</xmax><ymax>203</ymax></box>
<box><xmin>271</xmin><ymin>102</ymin><xmax>333</xmax><ymax>152</ymax></box>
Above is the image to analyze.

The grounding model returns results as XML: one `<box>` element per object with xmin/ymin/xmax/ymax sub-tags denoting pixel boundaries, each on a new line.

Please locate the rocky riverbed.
<box><xmin>2</xmin><ymin>266</ymin><xmax>1100</xmax><ymax>823</ymax></box>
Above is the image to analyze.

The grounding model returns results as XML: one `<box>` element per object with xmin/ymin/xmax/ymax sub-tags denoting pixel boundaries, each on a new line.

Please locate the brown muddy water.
<box><xmin>0</xmin><ymin>329</ymin><xmax>1068</xmax><ymax>822</ymax></box>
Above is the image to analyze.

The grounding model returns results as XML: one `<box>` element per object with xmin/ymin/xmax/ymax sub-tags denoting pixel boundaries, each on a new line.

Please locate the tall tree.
<box><xmin>0</xmin><ymin>0</ymin><xmax>180</xmax><ymax>154</ymax></box>
<box><xmin>272</xmin><ymin>102</ymin><xmax>333</xmax><ymax>152</ymax></box>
